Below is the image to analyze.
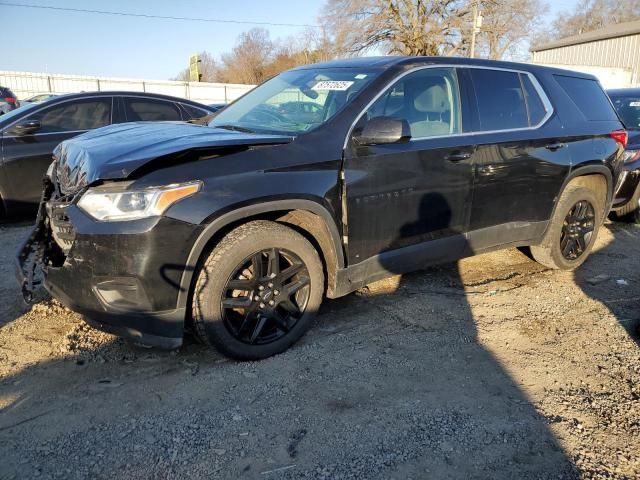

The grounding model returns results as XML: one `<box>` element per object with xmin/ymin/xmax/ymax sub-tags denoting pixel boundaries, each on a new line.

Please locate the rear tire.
<box><xmin>192</xmin><ymin>220</ymin><xmax>324</xmax><ymax>360</ymax></box>
<box><xmin>530</xmin><ymin>183</ymin><xmax>605</xmax><ymax>270</ymax></box>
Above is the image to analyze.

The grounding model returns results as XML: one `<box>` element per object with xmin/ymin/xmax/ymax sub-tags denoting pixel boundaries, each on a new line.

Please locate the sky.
<box><xmin>1</xmin><ymin>0</ymin><xmax>580</xmax><ymax>80</ymax></box>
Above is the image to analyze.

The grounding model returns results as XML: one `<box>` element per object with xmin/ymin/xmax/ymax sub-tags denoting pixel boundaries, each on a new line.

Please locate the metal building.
<box><xmin>531</xmin><ymin>20</ymin><xmax>640</xmax><ymax>88</ymax></box>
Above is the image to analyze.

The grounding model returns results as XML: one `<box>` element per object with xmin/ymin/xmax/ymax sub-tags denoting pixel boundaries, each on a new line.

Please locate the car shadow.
<box><xmin>573</xmin><ymin>220</ymin><xmax>640</xmax><ymax>344</ymax></box>
<box><xmin>0</xmin><ymin>192</ymin><xmax>580</xmax><ymax>478</ymax></box>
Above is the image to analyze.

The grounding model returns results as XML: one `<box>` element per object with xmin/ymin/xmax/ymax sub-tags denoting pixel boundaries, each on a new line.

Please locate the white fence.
<box><xmin>0</xmin><ymin>71</ymin><xmax>256</xmax><ymax>104</ymax></box>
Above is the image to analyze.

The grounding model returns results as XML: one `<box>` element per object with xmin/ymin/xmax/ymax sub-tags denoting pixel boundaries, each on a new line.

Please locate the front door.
<box><xmin>0</xmin><ymin>97</ymin><xmax>112</xmax><ymax>212</ymax></box>
<box><xmin>343</xmin><ymin>67</ymin><xmax>475</xmax><ymax>269</ymax></box>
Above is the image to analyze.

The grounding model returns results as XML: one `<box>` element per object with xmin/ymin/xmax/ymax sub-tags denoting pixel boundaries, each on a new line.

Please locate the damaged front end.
<box><xmin>16</xmin><ymin>172</ymin><xmax>72</xmax><ymax>303</ymax></box>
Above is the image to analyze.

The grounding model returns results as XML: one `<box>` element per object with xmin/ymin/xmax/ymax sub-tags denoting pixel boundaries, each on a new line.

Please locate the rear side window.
<box><xmin>123</xmin><ymin>98</ymin><xmax>181</xmax><ymax>121</ymax></box>
<box><xmin>469</xmin><ymin>69</ymin><xmax>528</xmax><ymax>131</ymax></box>
<box><xmin>520</xmin><ymin>74</ymin><xmax>547</xmax><ymax>125</ymax></box>
<box><xmin>554</xmin><ymin>75</ymin><xmax>618</xmax><ymax>121</ymax></box>
<box><xmin>181</xmin><ymin>103</ymin><xmax>210</xmax><ymax>119</ymax></box>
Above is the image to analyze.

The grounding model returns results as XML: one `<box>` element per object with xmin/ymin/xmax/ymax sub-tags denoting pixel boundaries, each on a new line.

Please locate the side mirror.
<box><xmin>353</xmin><ymin>116</ymin><xmax>411</xmax><ymax>146</ymax></box>
<box><xmin>13</xmin><ymin>119</ymin><xmax>41</xmax><ymax>135</ymax></box>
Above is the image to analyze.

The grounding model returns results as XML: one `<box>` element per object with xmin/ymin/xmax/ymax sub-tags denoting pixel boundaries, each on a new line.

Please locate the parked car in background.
<box><xmin>18</xmin><ymin>57</ymin><xmax>625</xmax><ymax>360</ymax></box>
<box><xmin>0</xmin><ymin>87</ymin><xmax>19</xmax><ymax>115</ymax></box>
<box><xmin>608</xmin><ymin>88</ymin><xmax>640</xmax><ymax>222</ymax></box>
<box><xmin>0</xmin><ymin>91</ymin><xmax>215</xmax><ymax>216</ymax></box>
<box><xmin>20</xmin><ymin>93</ymin><xmax>61</xmax><ymax>105</ymax></box>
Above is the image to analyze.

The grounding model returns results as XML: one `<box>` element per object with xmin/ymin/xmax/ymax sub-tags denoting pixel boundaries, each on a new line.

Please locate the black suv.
<box><xmin>18</xmin><ymin>57</ymin><xmax>625</xmax><ymax>360</ymax></box>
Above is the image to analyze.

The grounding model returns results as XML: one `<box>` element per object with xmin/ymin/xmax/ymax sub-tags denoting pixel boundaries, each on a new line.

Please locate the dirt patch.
<box><xmin>0</xmin><ymin>220</ymin><xmax>638</xmax><ymax>479</ymax></box>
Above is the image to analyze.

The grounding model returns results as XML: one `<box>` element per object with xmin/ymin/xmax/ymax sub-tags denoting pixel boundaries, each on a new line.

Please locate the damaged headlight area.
<box><xmin>77</xmin><ymin>181</ymin><xmax>201</xmax><ymax>221</ymax></box>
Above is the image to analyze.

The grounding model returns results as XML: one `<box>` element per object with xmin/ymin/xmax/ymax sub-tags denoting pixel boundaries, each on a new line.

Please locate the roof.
<box><xmin>532</xmin><ymin>19</ymin><xmax>640</xmax><ymax>52</ymax></box>
<box><xmin>293</xmin><ymin>55</ymin><xmax>596</xmax><ymax>79</ymax></box>
<box><xmin>39</xmin><ymin>90</ymin><xmax>211</xmax><ymax>107</ymax></box>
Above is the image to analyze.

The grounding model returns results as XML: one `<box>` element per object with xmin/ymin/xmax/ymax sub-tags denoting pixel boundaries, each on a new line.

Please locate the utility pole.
<box><xmin>470</xmin><ymin>0</ymin><xmax>483</xmax><ymax>58</ymax></box>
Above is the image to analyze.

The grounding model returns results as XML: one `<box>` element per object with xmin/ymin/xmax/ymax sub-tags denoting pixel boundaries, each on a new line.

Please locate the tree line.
<box><xmin>175</xmin><ymin>0</ymin><xmax>640</xmax><ymax>85</ymax></box>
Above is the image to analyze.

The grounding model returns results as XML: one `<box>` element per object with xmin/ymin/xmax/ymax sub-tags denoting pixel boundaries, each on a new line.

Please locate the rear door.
<box><xmin>0</xmin><ymin>96</ymin><xmax>112</xmax><ymax>212</ymax></box>
<box><xmin>343</xmin><ymin>66</ymin><xmax>475</xmax><ymax>269</ymax></box>
<box><xmin>464</xmin><ymin>67</ymin><xmax>570</xmax><ymax>249</ymax></box>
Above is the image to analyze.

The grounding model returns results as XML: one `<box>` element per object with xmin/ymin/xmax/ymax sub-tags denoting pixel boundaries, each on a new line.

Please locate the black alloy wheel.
<box><xmin>221</xmin><ymin>248</ymin><xmax>311</xmax><ymax>345</ymax></box>
<box><xmin>560</xmin><ymin>200</ymin><xmax>595</xmax><ymax>260</ymax></box>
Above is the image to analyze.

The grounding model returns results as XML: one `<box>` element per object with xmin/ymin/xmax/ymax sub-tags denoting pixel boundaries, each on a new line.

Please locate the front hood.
<box><xmin>53</xmin><ymin>122</ymin><xmax>293</xmax><ymax>194</ymax></box>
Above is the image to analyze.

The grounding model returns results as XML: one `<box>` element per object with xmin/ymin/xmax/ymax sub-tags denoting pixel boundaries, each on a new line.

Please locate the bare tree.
<box><xmin>218</xmin><ymin>28</ymin><xmax>274</xmax><ymax>84</ymax></box>
<box><xmin>476</xmin><ymin>0</ymin><xmax>548</xmax><ymax>60</ymax></box>
<box><xmin>537</xmin><ymin>0</ymin><xmax>640</xmax><ymax>45</ymax></box>
<box><xmin>321</xmin><ymin>0</ymin><xmax>472</xmax><ymax>56</ymax></box>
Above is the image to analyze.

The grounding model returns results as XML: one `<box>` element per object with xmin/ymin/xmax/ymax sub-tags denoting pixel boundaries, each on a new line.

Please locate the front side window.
<box><xmin>362</xmin><ymin>67</ymin><xmax>462</xmax><ymax>138</ymax></box>
<box><xmin>470</xmin><ymin>69</ymin><xmax>529</xmax><ymax>131</ymax></box>
<box><xmin>27</xmin><ymin>98</ymin><xmax>111</xmax><ymax>133</ymax></box>
<box><xmin>209</xmin><ymin>68</ymin><xmax>379</xmax><ymax>135</ymax></box>
<box><xmin>123</xmin><ymin>98</ymin><xmax>182</xmax><ymax>121</ymax></box>
<box><xmin>610</xmin><ymin>95</ymin><xmax>640</xmax><ymax>128</ymax></box>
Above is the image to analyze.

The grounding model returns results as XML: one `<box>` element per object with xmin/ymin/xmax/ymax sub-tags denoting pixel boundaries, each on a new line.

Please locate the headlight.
<box><xmin>623</xmin><ymin>149</ymin><xmax>640</xmax><ymax>164</ymax></box>
<box><xmin>77</xmin><ymin>181</ymin><xmax>201</xmax><ymax>221</ymax></box>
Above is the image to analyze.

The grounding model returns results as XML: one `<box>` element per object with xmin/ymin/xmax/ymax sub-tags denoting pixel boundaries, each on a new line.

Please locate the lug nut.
<box><xmin>274</xmin><ymin>290</ymin><xmax>280</xmax><ymax>296</ymax></box>
<box><xmin>268</xmin><ymin>282</ymin><xmax>274</xmax><ymax>288</ymax></box>
<box><xmin>259</xmin><ymin>303</ymin><xmax>265</xmax><ymax>309</ymax></box>
<box><xmin>268</xmin><ymin>300</ymin><xmax>275</xmax><ymax>306</ymax></box>
<box><xmin>258</xmin><ymin>285</ymin><xmax>264</xmax><ymax>291</ymax></box>
<box><xmin>254</xmin><ymin>296</ymin><xmax>260</xmax><ymax>301</ymax></box>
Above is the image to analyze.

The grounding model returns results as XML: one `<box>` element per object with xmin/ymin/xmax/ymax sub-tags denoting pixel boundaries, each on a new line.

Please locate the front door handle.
<box><xmin>445</xmin><ymin>151</ymin><xmax>472</xmax><ymax>162</ymax></box>
<box><xmin>545</xmin><ymin>142</ymin><xmax>567</xmax><ymax>151</ymax></box>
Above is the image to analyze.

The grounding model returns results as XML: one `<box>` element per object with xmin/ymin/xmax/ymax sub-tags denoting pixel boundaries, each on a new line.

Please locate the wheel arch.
<box><xmin>176</xmin><ymin>199</ymin><xmax>345</xmax><ymax>312</ymax></box>
<box><xmin>553</xmin><ymin>165</ymin><xmax>612</xmax><ymax>218</ymax></box>
<box><xmin>531</xmin><ymin>166</ymin><xmax>611</xmax><ymax>248</ymax></box>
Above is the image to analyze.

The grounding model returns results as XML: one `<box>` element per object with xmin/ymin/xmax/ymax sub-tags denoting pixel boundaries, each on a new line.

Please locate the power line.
<box><xmin>0</xmin><ymin>2</ymin><xmax>320</xmax><ymax>28</ymax></box>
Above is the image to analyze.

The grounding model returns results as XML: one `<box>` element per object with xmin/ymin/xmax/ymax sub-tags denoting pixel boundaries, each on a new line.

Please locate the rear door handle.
<box><xmin>445</xmin><ymin>151</ymin><xmax>472</xmax><ymax>162</ymax></box>
<box><xmin>545</xmin><ymin>142</ymin><xmax>567</xmax><ymax>151</ymax></box>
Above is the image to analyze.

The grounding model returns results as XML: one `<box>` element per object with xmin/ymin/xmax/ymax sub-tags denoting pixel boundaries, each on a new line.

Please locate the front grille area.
<box><xmin>46</xmin><ymin>199</ymin><xmax>76</xmax><ymax>254</ymax></box>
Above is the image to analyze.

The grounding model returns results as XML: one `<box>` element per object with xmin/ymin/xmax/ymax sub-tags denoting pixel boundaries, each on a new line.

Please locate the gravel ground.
<box><xmin>0</xmin><ymin>220</ymin><xmax>638</xmax><ymax>479</ymax></box>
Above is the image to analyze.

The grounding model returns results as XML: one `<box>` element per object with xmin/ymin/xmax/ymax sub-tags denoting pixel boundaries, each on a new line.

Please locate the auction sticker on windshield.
<box><xmin>312</xmin><ymin>81</ymin><xmax>354</xmax><ymax>91</ymax></box>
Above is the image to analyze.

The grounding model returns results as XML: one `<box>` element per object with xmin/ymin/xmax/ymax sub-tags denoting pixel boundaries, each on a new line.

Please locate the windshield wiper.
<box><xmin>214</xmin><ymin>124</ymin><xmax>255</xmax><ymax>133</ymax></box>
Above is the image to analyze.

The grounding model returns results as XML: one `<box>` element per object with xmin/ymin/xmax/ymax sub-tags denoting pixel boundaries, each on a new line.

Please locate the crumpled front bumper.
<box><xmin>16</xmin><ymin>187</ymin><xmax>203</xmax><ymax>349</ymax></box>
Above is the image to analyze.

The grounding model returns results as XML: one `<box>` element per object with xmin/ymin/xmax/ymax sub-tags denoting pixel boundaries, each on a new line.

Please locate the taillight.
<box><xmin>4</xmin><ymin>97</ymin><xmax>16</xmax><ymax>104</ymax></box>
<box><xmin>622</xmin><ymin>149</ymin><xmax>640</xmax><ymax>164</ymax></box>
<box><xmin>610</xmin><ymin>129</ymin><xmax>628</xmax><ymax>148</ymax></box>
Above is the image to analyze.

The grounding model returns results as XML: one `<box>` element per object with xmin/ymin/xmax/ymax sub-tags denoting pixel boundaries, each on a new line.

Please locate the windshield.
<box><xmin>610</xmin><ymin>95</ymin><xmax>640</xmax><ymax>129</ymax></box>
<box><xmin>209</xmin><ymin>68</ymin><xmax>379</xmax><ymax>135</ymax></box>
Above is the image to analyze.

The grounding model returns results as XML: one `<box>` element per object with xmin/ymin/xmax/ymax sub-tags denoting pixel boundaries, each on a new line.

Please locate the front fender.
<box><xmin>176</xmin><ymin>198</ymin><xmax>344</xmax><ymax>311</ymax></box>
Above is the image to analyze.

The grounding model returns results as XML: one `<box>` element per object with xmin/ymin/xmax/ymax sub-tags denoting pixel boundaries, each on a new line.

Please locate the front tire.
<box><xmin>192</xmin><ymin>220</ymin><xmax>324</xmax><ymax>360</ymax></box>
<box><xmin>530</xmin><ymin>183</ymin><xmax>605</xmax><ymax>270</ymax></box>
